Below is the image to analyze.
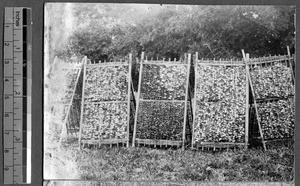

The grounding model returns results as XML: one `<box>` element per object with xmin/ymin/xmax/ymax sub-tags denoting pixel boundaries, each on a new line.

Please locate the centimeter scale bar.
<box><xmin>3</xmin><ymin>7</ymin><xmax>32</xmax><ymax>184</ymax></box>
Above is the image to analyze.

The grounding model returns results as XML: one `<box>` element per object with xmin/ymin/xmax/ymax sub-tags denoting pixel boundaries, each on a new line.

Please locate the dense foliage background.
<box><xmin>45</xmin><ymin>4</ymin><xmax>295</xmax><ymax>63</ymax></box>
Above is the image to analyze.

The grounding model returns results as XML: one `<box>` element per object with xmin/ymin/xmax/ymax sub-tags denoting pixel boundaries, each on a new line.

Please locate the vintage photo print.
<box><xmin>44</xmin><ymin>3</ymin><xmax>295</xmax><ymax>183</ymax></box>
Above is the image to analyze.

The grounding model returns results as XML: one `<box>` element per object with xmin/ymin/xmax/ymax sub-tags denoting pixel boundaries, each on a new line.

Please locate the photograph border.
<box><xmin>0</xmin><ymin>0</ymin><xmax>298</xmax><ymax>185</ymax></box>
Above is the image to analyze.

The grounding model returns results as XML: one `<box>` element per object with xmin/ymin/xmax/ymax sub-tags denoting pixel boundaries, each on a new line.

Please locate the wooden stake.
<box><xmin>132</xmin><ymin>52</ymin><xmax>144</xmax><ymax>147</ymax></box>
<box><xmin>187</xmin><ymin>82</ymin><xmax>194</xmax><ymax>144</ymax></box>
<box><xmin>78</xmin><ymin>56</ymin><xmax>88</xmax><ymax>149</ymax></box>
<box><xmin>182</xmin><ymin>54</ymin><xmax>191</xmax><ymax>150</ymax></box>
<box><xmin>131</xmin><ymin>81</ymin><xmax>136</xmax><ymax>106</ymax></box>
<box><xmin>243</xmin><ymin>51</ymin><xmax>266</xmax><ymax>151</ymax></box>
<box><xmin>126</xmin><ymin>53</ymin><xmax>132</xmax><ymax>147</ymax></box>
<box><xmin>244</xmin><ymin>53</ymin><xmax>250</xmax><ymax>150</ymax></box>
<box><xmin>287</xmin><ymin>46</ymin><xmax>295</xmax><ymax>84</ymax></box>
<box><xmin>287</xmin><ymin>46</ymin><xmax>291</xmax><ymax>57</ymax></box>
<box><xmin>241</xmin><ymin>49</ymin><xmax>246</xmax><ymax>60</ymax></box>
<box><xmin>191</xmin><ymin>52</ymin><xmax>198</xmax><ymax>149</ymax></box>
<box><xmin>59</xmin><ymin>65</ymin><xmax>82</xmax><ymax>145</ymax></box>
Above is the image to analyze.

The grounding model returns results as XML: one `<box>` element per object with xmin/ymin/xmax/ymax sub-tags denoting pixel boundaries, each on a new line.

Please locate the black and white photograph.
<box><xmin>44</xmin><ymin>3</ymin><xmax>295</xmax><ymax>184</ymax></box>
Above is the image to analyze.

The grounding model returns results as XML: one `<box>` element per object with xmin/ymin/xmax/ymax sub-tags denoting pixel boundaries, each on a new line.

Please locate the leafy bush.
<box><xmin>194</xmin><ymin>64</ymin><xmax>246</xmax><ymax>143</ymax></box>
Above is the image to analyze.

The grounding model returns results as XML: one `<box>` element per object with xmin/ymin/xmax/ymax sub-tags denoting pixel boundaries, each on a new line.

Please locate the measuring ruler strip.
<box><xmin>3</xmin><ymin>7</ymin><xmax>32</xmax><ymax>184</ymax></box>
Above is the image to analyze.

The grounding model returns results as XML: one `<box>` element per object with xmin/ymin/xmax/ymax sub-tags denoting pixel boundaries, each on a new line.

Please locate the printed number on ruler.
<box><xmin>3</xmin><ymin>7</ymin><xmax>32</xmax><ymax>184</ymax></box>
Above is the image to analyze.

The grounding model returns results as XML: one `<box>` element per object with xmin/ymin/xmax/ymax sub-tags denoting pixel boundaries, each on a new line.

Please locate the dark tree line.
<box><xmin>53</xmin><ymin>4</ymin><xmax>295</xmax><ymax>62</ymax></box>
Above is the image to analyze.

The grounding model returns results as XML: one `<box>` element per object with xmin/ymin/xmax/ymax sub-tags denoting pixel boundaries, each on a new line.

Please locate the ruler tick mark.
<box><xmin>4</xmin><ymin>7</ymin><xmax>32</xmax><ymax>184</ymax></box>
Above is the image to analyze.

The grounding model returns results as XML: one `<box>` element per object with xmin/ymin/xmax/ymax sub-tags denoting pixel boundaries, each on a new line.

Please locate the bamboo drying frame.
<box><xmin>192</xmin><ymin>52</ymin><xmax>249</xmax><ymax>150</ymax></box>
<box><xmin>132</xmin><ymin>52</ymin><xmax>191</xmax><ymax>149</ymax></box>
<box><xmin>64</xmin><ymin>66</ymin><xmax>82</xmax><ymax>137</ymax></box>
<box><xmin>251</xmin><ymin>96</ymin><xmax>295</xmax><ymax>147</ymax></box>
<box><xmin>244</xmin><ymin>48</ymin><xmax>295</xmax><ymax>150</ymax></box>
<box><xmin>57</xmin><ymin>59</ymin><xmax>84</xmax><ymax>143</ymax></box>
<box><xmin>78</xmin><ymin>55</ymin><xmax>132</xmax><ymax>148</ymax></box>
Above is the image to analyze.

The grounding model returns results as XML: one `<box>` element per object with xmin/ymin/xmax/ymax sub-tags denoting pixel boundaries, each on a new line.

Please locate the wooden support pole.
<box><xmin>132</xmin><ymin>52</ymin><xmax>144</xmax><ymax>147</ymax></box>
<box><xmin>141</xmin><ymin>52</ymin><xmax>145</xmax><ymax>63</ymax></box>
<box><xmin>78</xmin><ymin>56</ymin><xmax>88</xmax><ymax>149</ymax></box>
<box><xmin>287</xmin><ymin>46</ymin><xmax>291</xmax><ymax>57</ymax></box>
<box><xmin>244</xmin><ymin>53</ymin><xmax>250</xmax><ymax>150</ymax></box>
<box><xmin>242</xmin><ymin>50</ymin><xmax>266</xmax><ymax>151</ymax></box>
<box><xmin>187</xmin><ymin>55</ymin><xmax>196</xmax><ymax>141</ymax></box>
<box><xmin>59</xmin><ymin>64</ymin><xmax>83</xmax><ymax>145</ymax></box>
<box><xmin>287</xmin><ymin>46</ymin><xmax>295</xmax><ymax>84</ymax></box>
<box><xmin>131</xmin><ymin>81</ymin><xmax>136</xmax><ymax>107</ymax></box>
<box><xmin>191</xmin><ymin>52</ymin><xmax>198</xmax><ymax>149</ymax></box>
<box><xmin>126</xmin><ymin>53</ymin><xmax>132</xmax><ymax>147</ymax></box>
<box><xmin>182</xmin><ymin>54</ymin><xmax>191</xmax><ymax>150</ymax></box>
<box><xmin>187</xmin><ymin>83</ymin><xmax>193</xmax><ymax>142</ymax></box>
<box><xmin>241</xmin><ymin>49</ymin><xmax>246</xmax><ymax>60</ymax></box>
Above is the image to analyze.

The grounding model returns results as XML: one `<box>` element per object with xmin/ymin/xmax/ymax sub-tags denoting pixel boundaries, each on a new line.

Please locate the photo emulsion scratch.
<box><xmin>43</xmin><ymin>3</ymin><xmax>295</xmax><ymax>184</ymax></box>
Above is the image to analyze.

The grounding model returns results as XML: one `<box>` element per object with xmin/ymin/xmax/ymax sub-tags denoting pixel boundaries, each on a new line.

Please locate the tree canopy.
<box><xmin>46</xmin><ymin>4</ymin><xmax>295</xmax><ymax>62</ymax></box>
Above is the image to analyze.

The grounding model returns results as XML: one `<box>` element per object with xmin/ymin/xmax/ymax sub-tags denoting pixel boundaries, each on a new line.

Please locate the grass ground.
<box><xmin>44</xmin><ymin>137</ymin><xmax>294</xmax><ymax>184</ymax></box>
<box><xmin>47</xmin><ymin>181</ymin><xmax>294</xmax><ymax>186</ymax></box>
